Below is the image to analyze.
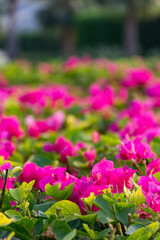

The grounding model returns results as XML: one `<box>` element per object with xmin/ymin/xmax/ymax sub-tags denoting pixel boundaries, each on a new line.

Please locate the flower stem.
<box><xmin>0</xmin><ymin>168</ymin><xmax>9</xmax><ymax>210</ymax></box>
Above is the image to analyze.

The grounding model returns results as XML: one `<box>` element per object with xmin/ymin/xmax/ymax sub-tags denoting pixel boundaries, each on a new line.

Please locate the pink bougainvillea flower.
<box><xmin>89</xmin><ymin>84</ymin><xmax>115</xmax><ymax>110</ymax></box>
<box><xmin>0</xmin><ymin>163</ymin><xmax>14</xmax><ymax>190</ymax></box>
<box><xmin>146</xmin><ymin>81</ymin><xmax>160</xmax><ymax>97</ymax></box>
<box><xmin>0</xmin><ymin>140</ymin><xmax>15</xmax><ymax>160</ymax></box>
<box><xmin>19</xmin><ymin>162</ymin><xmax>66</xmax><ymax>188</ymax></box>
<box><xmin>64</xmin><ymin>56</ymin><xmax>81</xmax><ymax>71</ymax></box>
<box><xmin>43</xmin><ymin>136</ymin><xmax>77</xmax><ymax>162</ymax></box>
<box><xmin>92</xmin><ymin>131</ymin><xmax>100</xmax><ymax>143</ymax></box>
<box><xmin>145</xmin><ymin>128</ymin><xmax>160</xmax><ymax>142</ymax></box>
<box><xmin>123</xmin><ymin>68</ymin><xmax>153</xmax><ymax>87</ymax></box>
<box><xmin>0</xmin><ymin>115</ymin><xmax>24</xmax><ymax>139</ymax></box>
<box><xmin>84</xmin><ymin>149</ymin><xmax>96</xmax><ymax>165</ymax></box>
<box><xmin>117</xmin><ymin>136</ymin><xmax>156</xmax><ymax>163</ymax></box>
<box><xmin>146</xmin><ymin>158</ymin><xmax>160</xmax><ymax>176</ymax></box>
<box><xmin>119</xmin><ymin>112</ymin><xmax>157</xmax><ymax>138</ymax></box>
<box><xmin>46</xmin><ymin>111</ymin><xmax>65</xmax><ymax>131</ymax></box>
<box><xmin>38</xmin><ymin>62</ymin><xmax>54</xmax><ymax>75</ymax></box>
<box><xmin>0</xmin><ymin>162</ymin><xmax>12</xmax><ymax>172</ymax></box>
<box><xmin>138</xmin><ymin>175</ymin><xmax>160</xmax><ymax>213</ymax></box>
<box><xmin>19</xmin><ymin>88</ymin><xmax>46</xmax><ymax>113</ymax></box>
<box><xmin>90</xmin><ymin>158</ymin><xmax>136</xmax><ymax>193</ymax></box>
<box><xmin>27</xmin><ymin>111</ymin><xmax>65</xmax><ymax>138</ymax></box>
<box><xmin>75</xmin><ymin>142</ymin><xmax>86</xmax><ymax>151</ymax></box>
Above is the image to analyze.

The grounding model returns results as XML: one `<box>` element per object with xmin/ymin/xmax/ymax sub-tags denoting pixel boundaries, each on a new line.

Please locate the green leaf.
<box><xmin>83</xmin><ymin>223</ymin><xmax>96</xmax><ymax>239</ymax></box>
<box><xmin>9</xmin><ymin>180</ymin><xmax>35</xmax><ymax>203</ymax></box>
<box><xmin>45</xmin><ymin>182</ymin><xmax>74</xmax><ymax>201</ymax></box>
<box><xmin>126</xmin><ymin>223</ymin><xmax>144</xmax><ymax>235</ymax></box>
<box><xmin>5</xmin><ymin>210</ymin><xmax>22</xmax><ymax>222</ymax></box>
<box><xmin>94</xmin><ymin>195</ymin><xmax>115</xmax><ymax>222</ymax></box>
<box><xmin>115</xmin><ymin>202</ymin><xmax>135</xmax><ymax>227</ymax></box>
<box><xmin>0</xmin><ymin>213</ymin><xmax>13</xmax><ymax>226</ymax></box>
<box><xmin>34</xmin><ymin>218</ymin><xmax>43</xmax><ymax>236</ymax></box>
<box><xmin>96</xmin><ymin>229</ymin><xmax>110</xmax><ymax>240</ymax></box>
<box><xmin>33</xmin><ymin>201</ymin><xmax>55</xmax><ymax>213</ymax></box>
<box><xmin>151</xmin><ymin>137</ymin><xmax>160</xmax><ymax>157</ymax></box>
<box><xmin>75</xmin><ymin>213</ymin><xmax>97</xmax><ymax>225</ymax></box>
<box><xmin>52</xmin><ymin>219</ymin><xmax>71</xmax><ymax>240</ymax></box>
<box><xmin>45</xmin><ymin>200</ymin><xmax>81</xmax><ymax>221</ymax></box>
<box><xmin>15</xmin><ymin>217</ymin><xmax>33</xmax><ymax>235</ymax></box>
<box><xmin>96</xmin><ymin>210</ymin><xmax>108</xmax><ymax>224</ymax></box>
<box><xmin>155</xmin><ymin>233</ymin><xmax>160</xmax><ymax>240</ymax></box>
<box><xmin>9</xmin><ymin>166</ymin><xmax>22</xmax><ymax>178</ymax></box>
<box><xmin>28</xmin><ymin>154</ymin><xmax>53</xmax><ymax>167</ymax></box>
<box><xmin>63</xmin><ymin>229</ymin><xmax>77</xmax><ymax>240</ymax></box>
<box><xmin>153</xmin><ymin>172</ymin><xmax>160</xmax><ymax>182</ymax></box>
<box><xmin>77</xmin><ymin>230</ymin><xmax>90</xmax><ymax>239</ymax></box>
<box><xmin>127</xmin><ymin>222</ymin><xmax>159</xmax><ymax>240</ymax></box>
<box><xmin>0</xmin><ymin>223</ymin><xmax>30</xmax><ymax>240</ymax></box>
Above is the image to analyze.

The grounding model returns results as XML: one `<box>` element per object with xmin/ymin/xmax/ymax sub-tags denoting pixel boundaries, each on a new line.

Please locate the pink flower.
<box><xmin>46</xmin><ymin>111</ymin><xmax>65</xmax><ymax>131</ymax></box>
<box><xmin>145</xmin><ymin>128</ymin><xmax>160</xmax><ymax>142</ymax></box>
<box><xmin>139</xmin><ymin>175</ymin><xmax>160</xmax><ymax>213</ymax></box>
<box><xmin>43</xmin><ymin>136</ymin><xmax>76</xmax><ymax>162</ymax></box>
<box><xmin>123</xmin><ymin>68</ymin><xmax>153</xmax><ymax>87</ymax></box>
<box><xmin>38</xmin><ymin>63</ymin><xmax>53</xmax><ymax>75</ymax></box>
<box><xmin>0</xmin><ymin>162</ymin><xmax>12</xmax><ymax>172</ymax></box>
<box><xmin>90</xmin><ymin>158</ymin><xmax>136</xmax><ymax>193</ymax></box>
<box><xmin>0</xmin><ymin>163</ymin><xmax>14</xmax><ymax>190</ymax></box>
<box><xmin>92</xmin><ymin>131</ymin><xmax>100</xmax><ymax>143</ymax></box>
<box><xmin>19</xmin><ymin>163</ymin><xmax>56</xmax><ymax>188</ymax></box>
<box><xmin>75</xmin><ymin>142</ymin><xmax>86</xmax><ymax>151</ymax></box>
<box><xmin>117</xmin><ymin>137</ymin><xmax>156</xmax><ymax>163</ymax></box>
<box><xmin>64</xmin><ymin>56</ymin><xmax>81</xmax><ymax>71</ymax></box>
<box><xmin>146</xmin><ymin>159</ymin><xmax>160</xmax><ymax>176</ymax></box>
<box><xmin>27</xmin><ymin>111</ymin><xmax>65</xmax><ymax>138</ymax></box>
<box><xmin>19</xmin><ymin>163</ymin><xmax>69</xmax><ymax>189</ymax></box>
<box><xmin>146</xmin><ymin>81</ymin><xmax>160</xmax><ymax>97</ymax></box>
<box><xmin>19</xmin><ymin>88</ymin><xmax>46</xmax><ymax>113</ymax></box>
<box><xmin>84</xmin><ymin>149</ymin><xmax>96</xmax><ymax>165</ymax></box>
<box><xmin>0</xmin><ymin>140</ymin><xmax>15</xmax><ymax>160</ymax></box>
<box><xmin>0</xmin><ymin>115</ymin><xmax>24</xmax><ymax>139</ymax></box>
<box><xmin>89</xmin><ymin>84</ymin><xmax>115</xmax><ymax>110</ymax></box>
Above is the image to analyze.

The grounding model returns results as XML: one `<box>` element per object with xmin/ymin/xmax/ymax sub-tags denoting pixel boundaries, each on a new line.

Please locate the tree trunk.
<box><xmin>6</xmin><ymin>0</ymin><xmax>19</xmax><ymax>59</ymax></box>
<box><xmin>123</xmin><ymin>0</ymin><xmax>139</xmax><ymax>56</ymax></box>
<box><xmin>60</xmin><ymin>0</ymin><xmax>75</xmax><ymax>56</ymax></box>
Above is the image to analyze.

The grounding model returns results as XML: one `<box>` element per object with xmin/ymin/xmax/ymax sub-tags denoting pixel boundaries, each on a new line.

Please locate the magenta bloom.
<box><xmin>123</xmin><ymin>68</ymin><xmax>153</xmax><ymax>87</ymax></box>
<box><xmin>119</xmin><ymin>112</ymin><xmax>157</xmax><ymax>138</ymax></box>
<box><xmin>92</xmin><ymin>131</ymin><xmax>100</xmax><ymax>143</ymax></box>
<box><xmin>145</xmin><ymin>128</ymin><xmax>160</xmax><ymax>142</ymax></box>
<box><xmin>64</xmin><ymin>56</ymin><xmax>81</xmax><ymax>71</ymax></box>
<box><xmin>0</xmin><ymin>163</ymin><xmax>14</xmax><ymax>190</ymax></box>
<box><xmin>89</xmin><ymin>84</ymin><xmax>115</xmax><ymax>110</ymax></box>
<box><xmin>117</xmin><ymin>137</ymin><xmax>156</xmax><ymax>163</ymax></box>
<box><xmin>0</xmin><ymin>115</ymin><xmax>24</xmax><ymax>139</ymax></box>
<box><xmin>0</xmin><ymin>162</ymin><xmax>12</xmax><ymax>172</ymax></box>
<box><xmin>146</xmin><ymin>159</ymin><xmax>160</xmax><ymax>176</ymax></box>
<box><xmin>19</xmin><ymin>162</ymin><xmax>64</xmax><ymax>188</ymax></box>
<box><xmin>0</xmin><ymin>140</ymin><xmax>15</xmax><ymax>160</ymax></box>
<box><xmin>43</xmin><ymin>136</ymin><xmax>76</xmax><ymax>162</ymax></box>
<box><xmin>46</xmin><ymin>111</ymin><xmax>65</xmax><ymax>131</ymax></box>
<box><xmin>90</xmin><ymin>158</ymin><xmax>136</xmax><ymax>193</ymax></box>
<box><xmin>146</xmin><ymin>81</ymin><xmax>160</xmax><ymax>97</ymax></box>
<box><xmin>139</xmin><ymin>175</ymin><xmax>160</xmax><ymax>213</ymax></box>
<box><xmin>38</xmin><ymin>62</ymin><xmax>53</xmax><ymax>75</ymax></box>
<box><xmin>27</xmin><ymin>111</ymin><xmax>65</xmax><ymax>138</ymax></box>
<box><xmin>84</xmin><ymin>149</ymin><xmax>96</xmax><ymax>165</ymax></box>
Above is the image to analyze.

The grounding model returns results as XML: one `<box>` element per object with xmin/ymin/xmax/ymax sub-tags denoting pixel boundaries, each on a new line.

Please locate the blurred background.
<box><xmin>1</xmin><ymin>0</ymin><xmax>160</xmax><ymax>61</ymax></box>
